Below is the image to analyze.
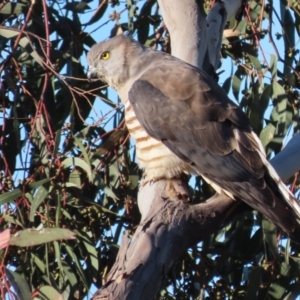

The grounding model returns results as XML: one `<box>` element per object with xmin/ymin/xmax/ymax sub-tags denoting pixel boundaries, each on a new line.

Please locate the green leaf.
<box><xmin>10</xmin><ymin>228</ymin><xmax>76</xmax><ymax>247</ymax></box>
<box><xmin>84</xmin><ymin>0</ymin><xmax>108</xmax><ymax>25</ymax></box>
<box><xmin>128</xmin><ymin>174</ymin><xmax>139</xmax><ymax>190</ymax></box>
<box><xmin>0</xmin><ymin>29</ymin><xmax>44</xmax><ymax>66</ymax></box>
<box><xmin>73</xmin><ymin>135</ymin><xmax>91</xmax><ymax>168</ymax></box>
<box><xmin>249</xmin><ymin>1</ymin><xmax>269</xmax><ymax>20</ymax></box>
<box><xmin>137</xmin><ymin>0</ymin><xmax>156</xmax><ymax>44</ymax></box>
<box><xmin>30</xmin><ymin>253</ymin><xmax>53</xmax><ymax>286</ymax></box>
<box><xmin>262</xmin><ymin>219</ymin><xmax>280</xmax><ymax>261</ymax></box>
<box><xmin>267</xmin><ymin>81</ymin><xmax>294</xmax><ymax>152</ymax></box>
<box><xmin>65</xmin><ymin>245</ymin><xmax>89</xmax><ymax>291</ymax></box>
<box><xmin>5</xmin><ymin>268</ymin><xmax>32</xmax><ymax>300</ymax></box>
<box><xmin>82</xmin><ymin>198</ymin><xmax>118</xmax><ymax>215</ymax></box>
<box><xmin>222</xmin><ymin>76</ymin><xmax>232</xmax><ymax>95</ymax></box>
<box><xmin>62</xmin><ymin>157</ymin><xmax>92</xmax><ymax>182</ymax></box>
<box><xmin>54</xmin><ymin>241</ymin><xmax>64</xmax><ymax>279</ymax></box>
<box><xmin>90</xmin><ymin>172</ymin><xmax>105</xmax><ymax>189</ymax></box>
<box><xmin>268</xmin><ymin>283</ymin><xmax>286</xmax><ymax>299</ymax></box>
<box><xmin>127</xmin><ymin>0</ymin><xmax>136</xmax><ymax>32</ymax></box>
<box><xmin>0</xmin><ymin>3</ymin><xmax>27</xmax><ymax>15</ymax></box>
<box><xmin>2</xmin><ymin>215</ymin><xmax>24</xmax><ymax>228</ymax></box>
<box><xmin>62</xmin><ymin>261</ymin><xmax>78</xmax><ymax>287</ymax></box>
<box><xmin>259</xmin><ymin>122</ymin><xmax>275</xmax><ymax>148</ymax></box>
<box><xmin>75</xmin><ymin>231</ymin><xmax>99</xmax><ymax>278</ymax></box>
<box><xmin>53</xmin><ymin>129</ymin><xmax>61</xmax><ymax>159</ymax></box>
<box><xmin>283</xmin><ymin>9</ymin><xmax>295</xmax><ymax>75</ymax></box>
<box><xmin>249</xmin><ymin>83</ymin><xmax>270</xmax><ymax>134</ymax></box>
<box><xmin>270</xmin><ymin>54</ymin><xmax>277</xmax><ymax>79</ymax></box>
<box><xmin>272</xmin><ymin>81</ymin><xmax>286</xmax><ymax>103</ymax></box>
<box><xmin>248</xmin><ymin>54</ymin><xmax>262</xmax><ymax>74</ymax></box>
<box><xmin>63</xmin><ymin>2</ymin><xmax>89</xmax><ymax>13</ymax></box>
<box><xmin>259</xmin><ymin>84</ymin><xmax>272</xmax><ymax>109</ymax></box>
<box><xmin>236</xmin><ymin>19</ymin><xmax>247</xmax><ymax>34</ymax></box>
<box><xmin>0</xmin><ymin>178</ymin><xmax>50</xmax><ymax>205</ymax></box>
<box><xmin>30</xmin><ymin>183</ymin><xmax>50</xmax><ymax>222</ymax></box>
<box><xmin>68</xmin><ymin>170</ymin><xmax>82</xmax><ymax>188</ymax></box>
<box><xmin>92</xmin><ymin>127</ymin><xmax>127</xmax><ymax>158</ymax></box>
<box><xmin>232</xmin><ymin>68</ymin><xmax>243</xmax><ymax>101</ymax></box>
<box><xmin>31</xmin><ymin>253</ymin><xmax>47</xmax><ymax>273</ymax></box>
<box><xmin>280</xmin><ymin>261</ymin><xmax>291</xmax><ymax>277</ymax></box>
<box><xmin>39</xmin><ymin>286</ymin><xmax>63</xmax><ymax>300</ymax></box>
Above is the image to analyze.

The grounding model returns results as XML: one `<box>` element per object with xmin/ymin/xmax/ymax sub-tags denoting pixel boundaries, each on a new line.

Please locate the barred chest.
<box><xmin>123</xmin><ymin>99</ymin><xmax>192</xmax><ymax>180</ymax></box>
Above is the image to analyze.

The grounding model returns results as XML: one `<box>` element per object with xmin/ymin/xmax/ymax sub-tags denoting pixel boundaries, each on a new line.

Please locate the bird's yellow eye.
<box><xmin>100</xmin><ymin>51</ymin><xmax>110</xmax><ymax>60</ymax></box>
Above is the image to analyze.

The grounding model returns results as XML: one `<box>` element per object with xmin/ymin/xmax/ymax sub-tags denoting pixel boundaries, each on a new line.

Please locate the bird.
<box><xmin>87</xmin><ymin>34</ymin><xmax>300</xmax><ymax>239</ymax></box>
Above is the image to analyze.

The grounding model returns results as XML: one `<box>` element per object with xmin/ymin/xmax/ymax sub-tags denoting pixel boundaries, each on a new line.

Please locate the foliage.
<box><xmin>0</xmin><ymin>0</ymin><xmax>300</xmax><ymax>299</ymax></box>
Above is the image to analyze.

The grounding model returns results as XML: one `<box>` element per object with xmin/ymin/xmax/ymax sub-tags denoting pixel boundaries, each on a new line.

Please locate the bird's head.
<box><xmin>87</xmin><ymin>34</ymin><xmax>144</xmax><ymax>90</ymax></box>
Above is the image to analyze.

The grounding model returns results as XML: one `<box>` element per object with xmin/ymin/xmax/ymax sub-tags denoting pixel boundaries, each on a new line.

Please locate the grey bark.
<box><xmin>92</xmin><ymin>180</ymin><xmax>237</xmax><ymax>300</ymax></box>
<box><xmin>91</xmin><ymin>0</ymin><xmax>300</xmax><ymax>299</ymax></box>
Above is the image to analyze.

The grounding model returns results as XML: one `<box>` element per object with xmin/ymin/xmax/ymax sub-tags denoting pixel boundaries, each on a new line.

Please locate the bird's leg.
<box><xmin>165</xmin><ymin>177</ymin><xmax>190</xmax><ymax>202</ymax></box>
<box><xmin>140</xmin><ymin>174</ymin><xmax>190</xmax><ymax>201</ymax></box>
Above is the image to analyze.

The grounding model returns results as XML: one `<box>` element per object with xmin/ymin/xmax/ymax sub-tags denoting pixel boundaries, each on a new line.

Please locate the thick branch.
<box><xmin>205</xmin><ymin>0</ymin><xmax>242</xmax><ymax>71</ymax></box>
<box><xmin>270</xmin><ymin>133</ymin><xmax>300</xmax><ymax>182</ymax></box>
<box><xmin>157</xmin><ymin>0</ymin><xmax>242</xmax><ymax>71</ymax></box>
<box><xmin>157</xmin><ymin>0</ymin><xmax>205</xmax><ymax>67</ymax></box>
<box><xmin>92</xmin><ymin>180</ymin><xmax>236</xmax><ymax>300</ymax></box>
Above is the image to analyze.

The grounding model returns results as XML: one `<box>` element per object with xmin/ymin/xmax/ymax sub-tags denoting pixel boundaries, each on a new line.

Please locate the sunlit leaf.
<box><xmin>62</xmin><ymin>157</ymin><xmax>92</xmax><ymax>182</ymax></box>
<box><xmin>0</xmin><ymin>3</ymin><xmax>27</xmax><ymax>15</ymax></box>
<box><xmin>30</xmin><ymin>183</ymin><xmax>50</xmax><ymax>222</ymax></box>
<box><xmin>0</xmin><ymin>178</ymin><xmax>50</xmax><ymax>205</ymax></box>
<box><xmin>39</xmin><ymin>285</ymin><xmax>63</xmax><ymax>300</ymax></box>
<box><xmin>68</xmin><ymin>170</ymin><xmax>82</xmax><ymax>188</ymax></box>
<box><xmin>10</xmin><ymin>228</ymin><xmax>76</xmax><ymax>247</ymax></box>
<box><xmin>260</xmin><ymin>122</ymin><xmax>275</xmax><ymax>148</ymax></box>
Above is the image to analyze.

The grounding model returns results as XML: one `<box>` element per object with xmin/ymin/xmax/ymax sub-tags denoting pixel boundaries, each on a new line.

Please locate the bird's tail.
<box><xmin>255</xmin><ymin>149</ymin><xmax>300</xmax><ymax>240</ymax></box>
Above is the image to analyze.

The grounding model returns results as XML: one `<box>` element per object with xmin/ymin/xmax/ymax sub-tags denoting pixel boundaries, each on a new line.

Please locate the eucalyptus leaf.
<box><xmin>5</xmin><ymin>269</ymin><xmax>32</xmax><ymax>300</ymax></box>
<box><xmin>0</xmin><ymin>29</ymin><xmax>44</xmax><ymax>66</ymax></box>
<box><xmin>0</xmin><ymin>178</ymin><xmax>50</xmax><ymax>206</ymax></box>
<box><xmin>39</xmin><ymin>285</ymin><xmax>63</xmax><ymax>300</ymax></box>
<box><xmin>62</xmin><ymin>157</ymin><xmax>92</xmax><ymax>182</ymax></box>
<box><xmin>10</xmin><ymin>228</ymin><xmax>76</xmax><ymax>247</ymax></box>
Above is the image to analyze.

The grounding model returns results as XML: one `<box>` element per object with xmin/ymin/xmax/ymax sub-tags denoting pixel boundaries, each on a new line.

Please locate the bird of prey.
<box><xmin>87</xmin><ymin>34</ymin><xmax>300</xmax><ymax>238</ymax></box>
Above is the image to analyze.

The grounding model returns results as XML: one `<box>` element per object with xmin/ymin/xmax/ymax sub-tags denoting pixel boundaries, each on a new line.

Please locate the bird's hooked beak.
<box><xmin>87</xmin><ymin>66</ymin><xmax>98</xmax><ymax>81</ymax></box>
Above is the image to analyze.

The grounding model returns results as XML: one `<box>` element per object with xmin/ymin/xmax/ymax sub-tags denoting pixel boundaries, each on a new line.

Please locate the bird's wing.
<box><xmin>129</xmin><ymin>59</ymin><xmax>263</xmax><ymax>184</ymax></box>
<box><xmin>128</xmin><ymin>58</ymin><xmax>300</xmax><ymax>235</ymax></box>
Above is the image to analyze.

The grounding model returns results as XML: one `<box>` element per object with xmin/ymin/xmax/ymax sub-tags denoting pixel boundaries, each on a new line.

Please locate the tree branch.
<box><xmin>205</xmin><ymin>0</ymin><xmax>242</xmax><ymax>71</ymax></box>
<box><xmin>92</xmin><ymin>180</ymin><xmax>237</xmax><ymax>300</ymax></box>
<box><xmin>270</xmin><ymin>133</ymin><xmax>300</xmax><ymax>182</ymax></box>
<box><xmin>157</xmin><ymin>0</ymin><xmax>205</xmax><ymax>67</ymax></box>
